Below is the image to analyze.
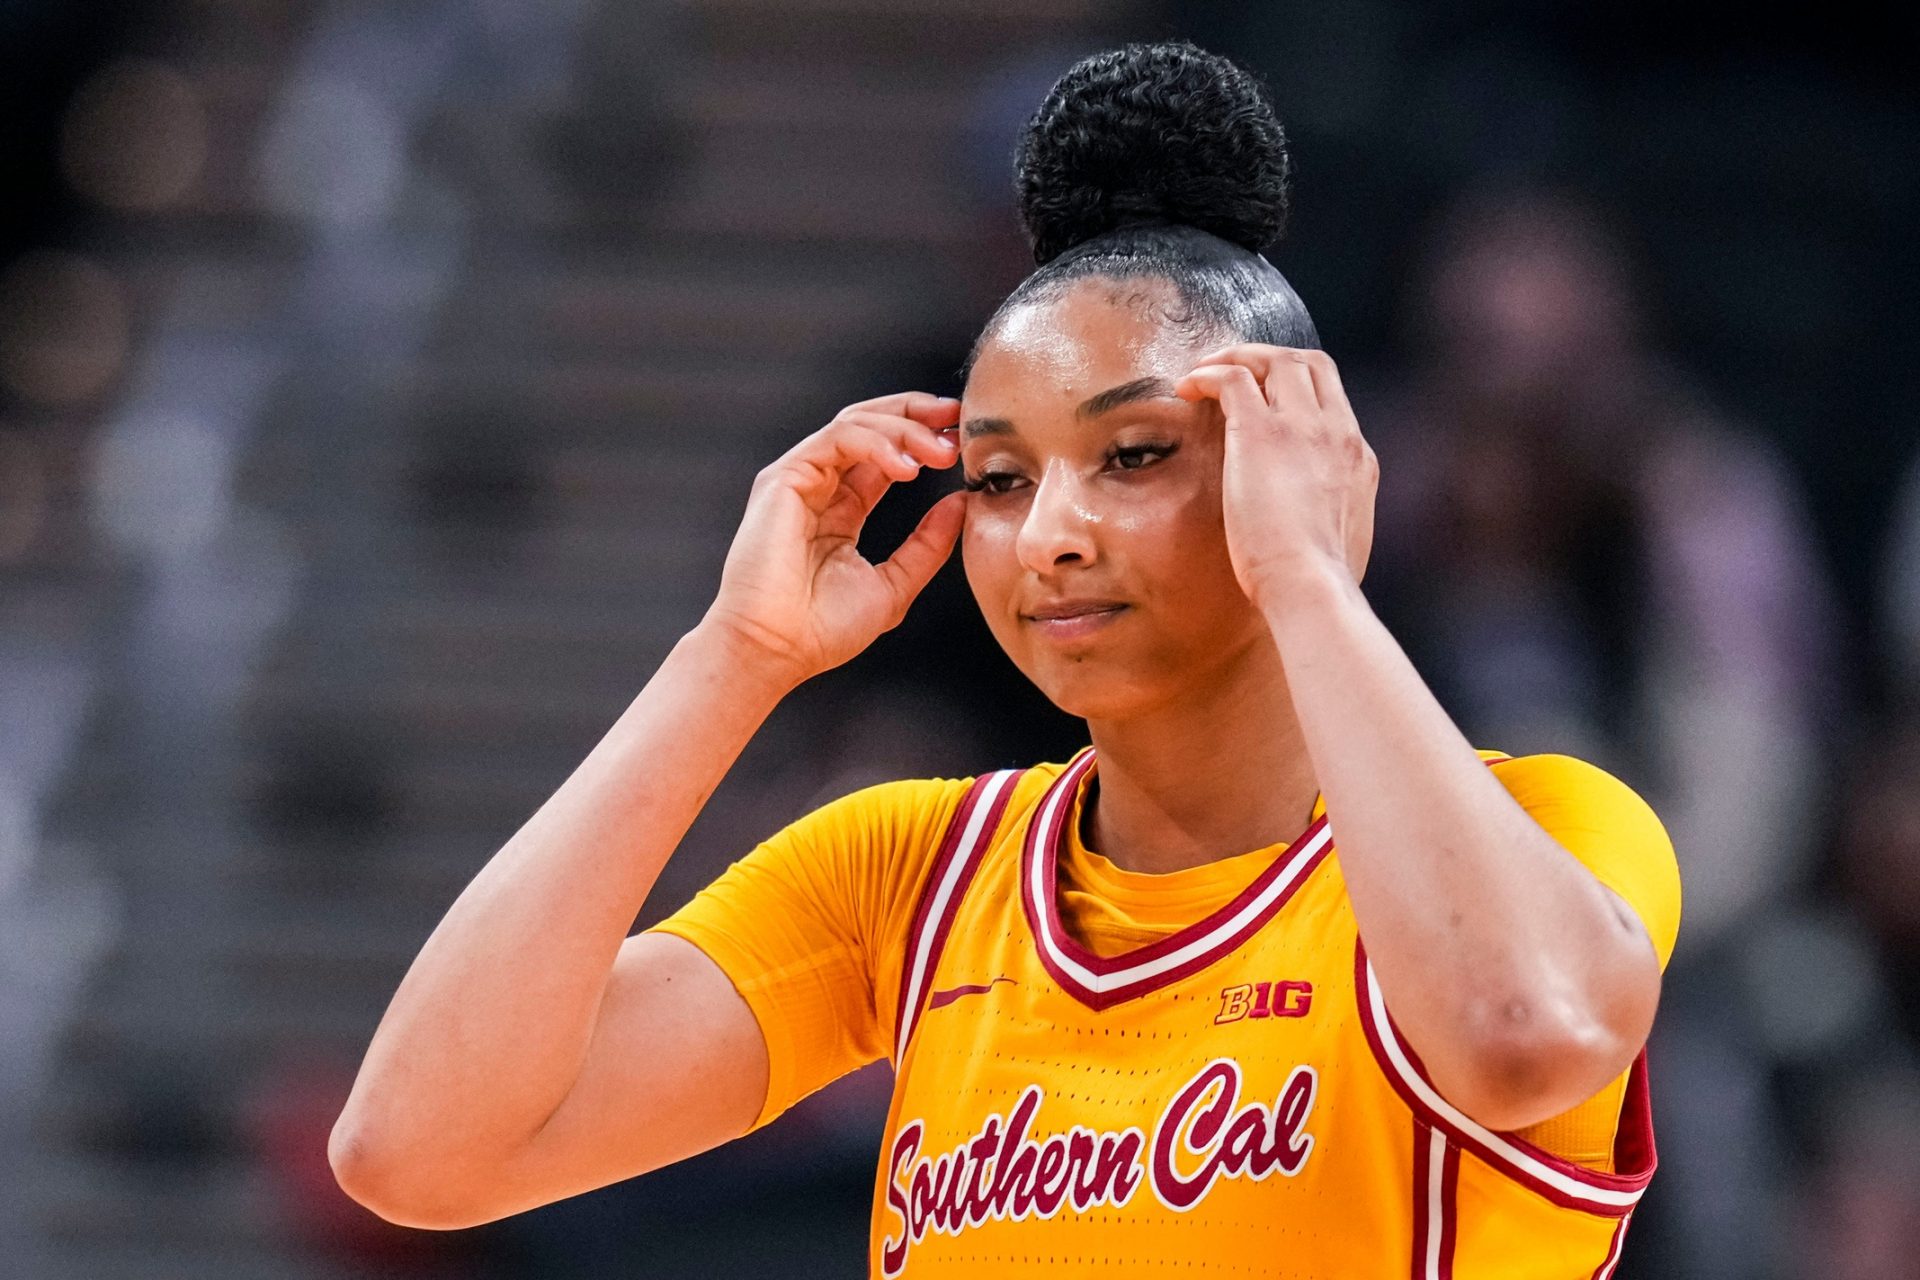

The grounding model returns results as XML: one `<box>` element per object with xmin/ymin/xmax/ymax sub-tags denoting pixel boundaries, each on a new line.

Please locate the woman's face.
<box><xmin>958</xmin><ymin>277</ymin><xmax>1272</xmax><ymax>720</ymax></box>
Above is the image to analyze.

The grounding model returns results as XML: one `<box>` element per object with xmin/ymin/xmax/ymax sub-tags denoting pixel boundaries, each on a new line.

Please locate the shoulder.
<box><xmin>830</xmin><ymin>760</ymin><xmax>1076</xmax><ymax>855</ymax></box>
<box><xmin>802</xmin><ymin>774</ymin><xmax>980</xmax><ymax>837</ymax></box>
<box><xmin>1483</xmin><ymin>751</ymin><xmax>1666</xmax><ymax>831</ymax></box>
<box><xmin>777</xmin><ymin>766</ymin><xmax>1038</xmax><ymax>887</ymax></box>
<box><xmin>783</xmin><ymin>764</ymin><xmax>1066</xmax><ymax>974</ymax></box>
<box><xmin>1482</xmin><ymin>749</ymin><xmax>1683</xmax><ymax>969</ymax></box>
<box><xmin>839</xmin><ymin>758</ymin><xmax>1080</xmax><ymax>888</ymax></box>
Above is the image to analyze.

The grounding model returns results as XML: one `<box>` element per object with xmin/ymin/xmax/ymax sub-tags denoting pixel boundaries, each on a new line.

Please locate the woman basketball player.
<box><xmin>332</xmin><ymin>40</ymin><xmax>1679</xmax><ymax>1278</ymax></box>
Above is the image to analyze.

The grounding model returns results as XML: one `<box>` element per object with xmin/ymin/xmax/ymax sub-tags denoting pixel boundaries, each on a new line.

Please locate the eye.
<box><xmin>1107</xmin><ymin>441</ymin><xmax>1177</xmax><ymax>471</ymax></box>
<box><xmin>961</xmin><ymin>469</ymin><xmax>1022</xmax><ymax>495</ymax></box>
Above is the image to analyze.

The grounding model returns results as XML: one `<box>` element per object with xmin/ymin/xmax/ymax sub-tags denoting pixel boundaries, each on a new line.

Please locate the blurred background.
<box><xmin>1</xmin><ymin>0</ymin><xmax>1914</xmax><ymax>1276</ymax></box>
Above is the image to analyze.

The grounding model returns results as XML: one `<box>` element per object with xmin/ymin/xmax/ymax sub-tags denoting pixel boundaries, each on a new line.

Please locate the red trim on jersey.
<box><xmin>1438</xmin><ymin>1137</ymin><xmax>1460</xmax><ymax>1278</ymax></box>
<box><xmin>1352</xmin><ymin>937</ymin><xmax>1656</xmax><ymax>1217</ymax></box>
<box><xmin>1410</xmin><ymin>1121</ymin><xmax>1461</xmax><ymax>1280</ymax></box>
<box><xmin>1410</xmin><ymin>1122</ymin><xmax>1433</xmax><ymax>1280</ymax></box>
<box><xmin>891</xmin><ymin>770</ymin><xmax>1021</xmax><ymax>1063</ymax></box>
<box><xmin>1589</xmin><ymin>1213</ymin><xmax>1632</xmax><ymax>1279</ymax></box>
<box><xmin>1019</xmin><ymin>747</ymin><xmax>1336</xmax><ymax>1011</ymax></box>
<box><xmin>893</xmin><ymin>775</ymin><xmax>992</xmax><ymax>1052</ymax></box>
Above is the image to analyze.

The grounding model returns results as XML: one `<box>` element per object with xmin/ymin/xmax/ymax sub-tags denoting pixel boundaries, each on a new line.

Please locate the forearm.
<box><xmin>1263</xmin><ymin>563</ymin><xmax>1653</xmax><ymax>1118</ymax></box>
<box><xmin>333</xmin><ymin>620</ymin><xmax>795</xmax><ymax>1175</ymax></box>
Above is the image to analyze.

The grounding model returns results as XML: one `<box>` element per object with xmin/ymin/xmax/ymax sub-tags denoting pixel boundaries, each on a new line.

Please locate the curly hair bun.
<box><xmin>1015</xmin><ymin>40</ymin><xmax>1291</xmax><ymax>266</ymax></box>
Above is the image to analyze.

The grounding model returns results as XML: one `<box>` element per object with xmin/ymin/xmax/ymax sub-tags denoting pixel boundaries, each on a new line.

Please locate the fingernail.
<box><xmin>899</xmin><ymin>449</ymin><xmax>920</xmax><ymax>469</ymax></box>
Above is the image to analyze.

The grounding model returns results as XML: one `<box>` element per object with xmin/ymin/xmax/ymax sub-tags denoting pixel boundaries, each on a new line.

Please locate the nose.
<box><xmin>1015</xmin><ymin>459</ymin><xmax>1099</xmax><ymax>574</ymax></box>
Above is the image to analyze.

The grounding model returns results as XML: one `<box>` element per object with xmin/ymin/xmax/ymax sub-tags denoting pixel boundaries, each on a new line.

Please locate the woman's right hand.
<box><xmin>702</xmin><ymin>391</ymin><xmax>966</xmax><ymax>688</ymax></box>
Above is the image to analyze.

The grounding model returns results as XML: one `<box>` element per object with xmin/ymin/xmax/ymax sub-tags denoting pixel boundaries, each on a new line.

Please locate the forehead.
<box><xmin>967</xmin><ymin>278</ymin><xmax>1207</xmax><ymax>405</ymax></box>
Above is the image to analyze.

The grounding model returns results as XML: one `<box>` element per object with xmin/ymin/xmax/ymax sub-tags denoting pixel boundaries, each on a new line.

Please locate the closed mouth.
<box><xmin>1024</xmin><ymin>604</ymin><xmax>1127</xmax><ymax>621</ymax></box>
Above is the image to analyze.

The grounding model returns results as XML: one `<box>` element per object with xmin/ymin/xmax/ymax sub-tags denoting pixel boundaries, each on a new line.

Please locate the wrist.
<box><xmin>1256</xmin><ymin>556</ymin><xmax>1365</xmax><ymax>635</ymax></box>
<box><xmin>681</xmin><ymin>617</ymin><xmax>811</xmax><ymax>705</ymax></box>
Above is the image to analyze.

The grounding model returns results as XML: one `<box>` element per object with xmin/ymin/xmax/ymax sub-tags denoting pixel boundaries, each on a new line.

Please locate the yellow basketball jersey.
<box><xmin>649</xmin><ymin>745</ymin><xmax>1677</xmax><ymax>1278</ymax></box>
<box><xmin>876</xmin><ymin>748</ymin><xmax>1649</xmax><ymax>1278</ymax></box>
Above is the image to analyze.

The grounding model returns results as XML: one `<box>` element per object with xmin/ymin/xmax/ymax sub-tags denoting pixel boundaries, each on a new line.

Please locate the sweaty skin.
<box><xmin>960</xmin><ymin>278</ymin><xmax>1321</xmax><ymax>874</ymax></box>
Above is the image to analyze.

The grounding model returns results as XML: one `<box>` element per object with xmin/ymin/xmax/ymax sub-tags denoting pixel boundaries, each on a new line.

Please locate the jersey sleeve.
<box><xmin>643</xmin><ymin>775</ymin><xmax>975</xmax><ymax>1133</ymax></box>
<box><xmin>1490</xmin><ymin>753</ymin><xmax>1683</xmax><ymax>969</ymax></box>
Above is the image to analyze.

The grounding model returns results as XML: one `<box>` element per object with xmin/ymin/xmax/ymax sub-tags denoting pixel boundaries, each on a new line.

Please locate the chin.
<box><xmin>1025</xmin><ymin>658</ymin><xmax>1167</xmax><ymax>722</ymax></box>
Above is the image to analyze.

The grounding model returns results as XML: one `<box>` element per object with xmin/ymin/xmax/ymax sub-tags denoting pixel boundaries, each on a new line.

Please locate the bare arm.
<box><xmin>1260</xmin><ymin>563</ymin><xmax>1660</xmax><ymax>1130</ymax></box>
<box><xmin>1178</xmin><ymin>345</ymin><xmax>1661</xmax><ymax>1132</ymax></box>
<box><xmin>330</xmin><ymin>392</ymin><xmax>966</xmax><ymax>1229</ymax></box>
<box><xmin>329</xmin><ymin>624</ymin><xmax>788</xmax><ymax>1228</ymax></box>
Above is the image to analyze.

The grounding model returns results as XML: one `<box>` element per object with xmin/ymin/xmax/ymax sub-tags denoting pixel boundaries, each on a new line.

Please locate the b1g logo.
<box><xmin>1216</xmin><ymin>980</ymin><xmax>1313</xmax><ymax>1024</ymax></box>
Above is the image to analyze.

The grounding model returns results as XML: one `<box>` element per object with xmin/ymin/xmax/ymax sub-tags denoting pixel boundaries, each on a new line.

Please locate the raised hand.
<box><xmin>702</xmin><ymin>391</ymin><xmax>965</xmax><ymax>687</ymax></box>
<box><xmin>1173</xmin><ymin>345</ymin><xmax>1378</xmax><ymax>614</ymax></box>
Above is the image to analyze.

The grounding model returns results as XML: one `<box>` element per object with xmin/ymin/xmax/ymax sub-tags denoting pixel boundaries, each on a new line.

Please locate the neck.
<box><xmin>1080</xmin><ymin>630</ymin><xmax>1320</xmax><ymax>875</ymax></box>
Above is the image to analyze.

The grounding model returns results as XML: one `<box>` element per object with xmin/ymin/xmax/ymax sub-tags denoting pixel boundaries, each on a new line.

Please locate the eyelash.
<box><xmin>961</xmin><ymin>441</ymin><xmax>1179</xmax><ymax>495</ymax></box>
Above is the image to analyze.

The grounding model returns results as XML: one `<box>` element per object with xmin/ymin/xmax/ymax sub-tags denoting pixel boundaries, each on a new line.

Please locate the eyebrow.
<box><xmin>960</xmin><ymin>376</ymin><xmax>1180</xmax><ymax>441</ymax></box>
<box><xmin>1077</xmin><ymin>375</ymin><xmax>1181</xmax><ymax>420</ymax></box>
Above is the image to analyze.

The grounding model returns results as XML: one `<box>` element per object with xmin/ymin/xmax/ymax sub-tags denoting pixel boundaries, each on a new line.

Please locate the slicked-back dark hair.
<box><xmin>963</xmin><ymin>39</ymin><xmax>1319</xmax><ymax>383</ymax></box>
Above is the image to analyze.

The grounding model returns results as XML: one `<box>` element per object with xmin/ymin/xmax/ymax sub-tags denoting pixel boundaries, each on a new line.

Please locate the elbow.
<box><xmin>1450</xmin><ymin>1039</ymin><xmax>1602</xmax><ymax>1133</ymax></box>
<box><xmin>328</xmin><ymin>1116</ymin><xmax>499</xmax><ymax>1232</ymax></box>
<box><xmin>1446</xmin><ymin>994</ymin><xmax>1651</xmax><ymax>1132</ymax></box>
<box><xmin>1443</xmin><ymin>937</ymin><xmax>1663</xmax><ymax>1132</ymax></box>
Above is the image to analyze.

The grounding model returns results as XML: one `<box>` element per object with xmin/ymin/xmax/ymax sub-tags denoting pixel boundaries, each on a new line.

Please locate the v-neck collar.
<box><xmin>1019</xmin><ymin>746</ymin><xmax>1337</xmax><ymax>1011</ymax></box>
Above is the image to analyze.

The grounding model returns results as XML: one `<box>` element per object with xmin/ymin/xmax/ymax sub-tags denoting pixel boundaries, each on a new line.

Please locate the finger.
<box><xmin>1190</xmin><ymin>340</ymin><xmax>1307</xmax><ymax>369</ymax></box>
<box><xmin>817</xmin><ymin>459</ymin><xmax>892</xmax><ymax>542</ymax></box>
<box><xmin>818</xmin><ymin>422</ymin><xmax>922</xmax><ymax>485</ymax></box>
<box><xmin>1175</xmin><ymin>363</ymin><xmax>1271</xmax><ymax>429</ymax></box>
<box><xmin>817</xmin><ymin>416</ymin><xmax>934</xmax><ymax>478</ymax></box>
<box><xmin>1264</xmin><ymin>350</ymin><xmax>1318</xmax><ymax>413</ymax></box>
<box><xmin>836</xmin><ymin>391</ymin><xmax>962</xmax><ymax>430</ymax></box>
<box><xmin>1292</xmin><ymin>349</ymin><xmax>1348</xmax><ymax>416</ymax></box>
<box><xmin>1190</xmin><ymin>343</ymin><xmax>1316</xmax><ymax>413</ymax></box>
<box><xmin>835</xmin><ymin>410</ymin><xmax>960</xmax><ymax>469</ymax></box>
<box><xmin>874</xmin><ymin>490</ymin><xmax>965</xmax><ymax>625</ymax></box>
<box><xmin>771</xmin><ymin>420</ymin><xmax>924</xmax><ymax>514</ymax></box>
<box><xmin>1190</xmin><ymin>341</ymin><xmax>1290</xmax><ymax>379</ymax></box>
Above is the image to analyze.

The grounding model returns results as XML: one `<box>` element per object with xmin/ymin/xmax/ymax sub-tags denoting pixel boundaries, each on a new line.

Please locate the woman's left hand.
<box><xmin>1174</xmin><ymin>344</ymin><xmax>1379</xmax><ymax>614</ymax></box>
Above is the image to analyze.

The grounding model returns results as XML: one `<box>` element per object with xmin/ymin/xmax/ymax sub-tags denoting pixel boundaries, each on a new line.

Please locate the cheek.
<box><xmin>960</xmin><ymin>508</ymin><xmax>1017</xmax><ymax>614</ymax></box>
<box><xmin>1131</xmin><ymin>474</ymin><xmax>1259</xmax><ymax>643</ymax></box>
<box><xmin>1138</xmin><ymin>467</ymin><xmax>1232</xmax><ymax>575</ymax></box>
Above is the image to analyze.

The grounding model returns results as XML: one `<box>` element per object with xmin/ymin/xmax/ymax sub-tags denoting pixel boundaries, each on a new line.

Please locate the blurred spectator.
<box><xmin>1881</xmin><ymin>449</ymin><xmax>1920</xmax><ymax>700</ymax></box>
<box><xmin>1367</xmin><ymin>185</ymin><xmax>1841</xmax><ymax>947</ymax></box>
<box><xmin>1802</xmin><ymin>713</ymin><xmax>1920</xmax><ymax>1262</ymax></box>
<box><xmin>1799</xmin><ymin>1063</ymin><xmax>1920</xmax><ymax>1280</ymax></box>
<box><xmin>1361</xmin><ymin>185</ymin><xmax>1845</xmax><ymax>1279</ymax></box>
<box><xmin>1827</xmin><ymin>712</ymin><xmax>1920</xmax><ymax>1059</ymax></box>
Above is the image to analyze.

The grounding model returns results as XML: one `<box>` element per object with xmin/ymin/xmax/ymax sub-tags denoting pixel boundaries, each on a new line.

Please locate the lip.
<box><xmin>1022</xmin><ymin>603</ymin><xmax>1128</xmax><ymax>640</ymax></box>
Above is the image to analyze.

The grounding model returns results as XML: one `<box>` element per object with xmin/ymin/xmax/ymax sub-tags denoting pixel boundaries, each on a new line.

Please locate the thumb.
<box><xmin>875</xmin><ymin>490</ymin><xmax>965</xmax><ymax>624</ymax></box>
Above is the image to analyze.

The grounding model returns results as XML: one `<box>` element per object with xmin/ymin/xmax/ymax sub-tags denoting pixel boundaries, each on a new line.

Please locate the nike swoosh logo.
<box><xmin>928</xmin><ymin>977</ymin><xmax>1016</xmax><ymax>1010</ymax></box>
